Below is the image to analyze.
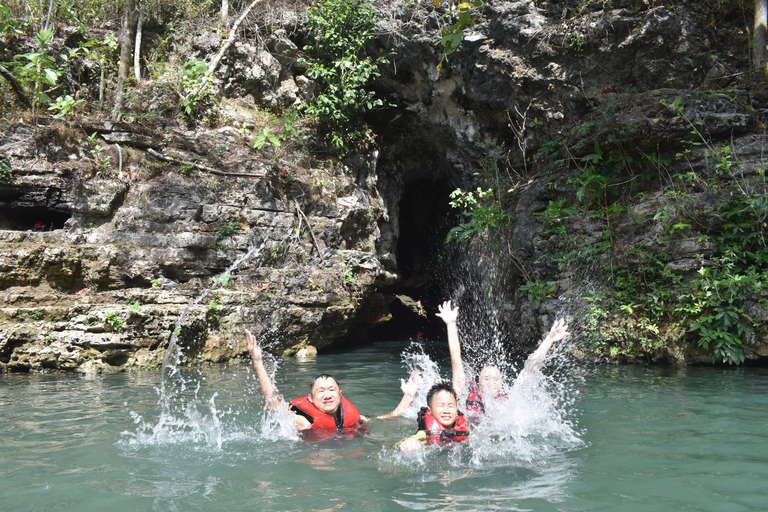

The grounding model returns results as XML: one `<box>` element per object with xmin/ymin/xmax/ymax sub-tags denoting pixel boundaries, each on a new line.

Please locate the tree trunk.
<box><xmin>113</xmin><ymin>0</ymin><xmax>138</xmax><ymax>118</ymax></box>
<box><xmin>0</xmin><ymin>63</ymin><xmax>31</xmax><ymax>108</ymax></box>
<box><xmin>221</xmin><ymin>0</ymin><xmax>229</xmax><ymax>30</ymax></box>
<box><xmin>134</xmin><ymin>1</ymin><xmax>144</xmax><ymax>81</ymax></box>
<box><xmin>43</xmin><ymin>0</ymin><xmax>55</xmax><ymax>31</ymax></box>
<box><xmin>755</xmin><ymin>0</ymin><xmax>767</xmax><ymax>77</ymax></box>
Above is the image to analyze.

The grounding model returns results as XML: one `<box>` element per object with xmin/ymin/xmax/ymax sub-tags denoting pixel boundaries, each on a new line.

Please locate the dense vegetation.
<box><xmin>445</xmin><ymin>0</ymin><xmax>768</xmax><ymax>365</ymax></box>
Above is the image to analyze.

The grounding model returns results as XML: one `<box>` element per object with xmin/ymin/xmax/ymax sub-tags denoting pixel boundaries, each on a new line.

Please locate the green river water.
<box><xmin>1</xmin><ymin>341</ymin><xmax>766</xmax><ymax>512</ymax></box>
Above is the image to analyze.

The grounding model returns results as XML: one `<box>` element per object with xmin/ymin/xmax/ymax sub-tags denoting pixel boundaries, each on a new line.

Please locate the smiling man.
<box><xmin>288</xmin><ymin>373</ymin><xmax>361</xmax><ymax>430</ymax></box>
<box><xmin>244</xmin><ymin>329</ymin><xmax>416</xmax><ymax>433</ymax></box>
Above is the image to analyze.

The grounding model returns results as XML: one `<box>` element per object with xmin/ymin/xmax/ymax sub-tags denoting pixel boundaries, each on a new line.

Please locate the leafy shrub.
<box><xmin>104</xmin><ymin>312</ymin><xmax>123</xmax><ymax>332</ymax></box>
<box><xmin>300</xmin><ymin>0</ymin><xmax>389</xmax><ymax>155</ymax></box>
<box><xmin>217</xmin><ymin>221</ymin><xmax>240</xmax><ymax>240</ymax></box>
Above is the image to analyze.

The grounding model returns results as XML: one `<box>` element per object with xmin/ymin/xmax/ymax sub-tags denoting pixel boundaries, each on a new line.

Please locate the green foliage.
<box><xmin>558</xmin><ymin>97</ymin><xmax>767</xmax><ymax>364</ymax></box>
<box><xmin>14</xmin><ymin>28</ymin><xmax>59</xmax><ymax>115</ymax></box>
<box><xmin>48</xmin><ymin>94</ymin><xmax>84</xmax><ymax>118</ymax></box>
<box><xmin>565</xmin><ymin>27</ymin><xmax>585</xmax><ymax>57</ymax></box>
<box><xmin>252</xmin><ymin>126</ymin><xmax>281</xmax><ymax>150</ymax></box>
<box><xmin>104</xmin><ymin>311</ymin><xmax>123</xmax><ymax>332</ymax></box>
<box><xmin>688</xmin><ymin>256</ymin><xmax>762</xmax><ymax>365</ymax></box>
<box><xmin>0</xmin><ymin>5</ymin><xmax>22</xmax><ymax>35</ymax></box>
<box><xmin>535</xmin><ymin>199</ymin><xmax>576</xmax><ymax>237</ymax></box>
<box><xmin>207</xmin><ymin>296</ymin><xmax>219</xmax><ymax>321</ymax></box>
<box><xmin>212</xmin><ymin>273</ymin><xmax>230</xmax><ymax>287</ymax></box>
<box><xmin>446</xmin><ymin>187</ymin><xmax>509</xmax><ymax>246</ymax></box>
<box><xmin>88</xmin><ymin>132</ymin><xmax>111</xmax><ymax>167</ymax></box>
<box><xmin>342</xmin><ymin>267</ymin><xmax>355</xmax><ymax>285</ymax></box>
<box><xmin>538</xmin><ymin>139</ymin><xmax>562</xmax><ymax>160</ymax></box>
<box><xmin>129</xmin><ymin>300</ymin><xmax>140</xmax><ymax>314</ymax></box>
<box><xmin>270</xmin><ymin>244</ymin><xmax>285</xmax><ymax>260</ymax></box>
<box><xmin>0</xmin><ymin>158</ymin><xmax>11</xmax><ymax>180</ymax></box>
<box><xmin>217</xmin><ymin>221</ymin><xmax>240</xmax><ymax>241</ymax></box>
<box><xmin>28</xmin><ymin>309</ymin><xmax>45</xmax><ymax>321</ymax></box>
<box><xmin>300</xmin><ymin>0</ymin><xmax>389</xmax><ymax>155</ymax></box>
<box><xmin>179</xmin><ymin>60</ymin><xmax>214</xmax><ymax>117</ymax></box>
<box><xmin>435</xmin><ymin>0</ymin><xmax>482</xmax><ymax>73</ymax></box>
<box><xmin>281</xmin><ymin>110</ymin><xmax>300</xmax><ymax>139</ymax></box>
<box><xmin>519</xmin><ymin>280</ymin><xmax>556</xmax><ymax>310</ymax></box>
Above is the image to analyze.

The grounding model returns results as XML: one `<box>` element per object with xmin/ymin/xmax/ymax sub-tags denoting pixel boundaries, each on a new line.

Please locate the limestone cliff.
<box><xmin>1</xmin><ymin>0</ymin><xmax>766</xmax><ymax>371</ymax></box>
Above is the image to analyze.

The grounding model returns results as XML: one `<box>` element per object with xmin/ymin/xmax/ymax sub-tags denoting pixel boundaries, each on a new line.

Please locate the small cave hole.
<box><xmin>0</xmin><ymin>205</ymin><xmax>71</xmax><ymax>231</ymax></box>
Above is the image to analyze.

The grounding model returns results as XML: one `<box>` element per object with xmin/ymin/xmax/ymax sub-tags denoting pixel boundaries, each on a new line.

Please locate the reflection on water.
<box><xmin>1</xmin><ymin>350</ymin><xmax>767</xmax><ymax>511</ymax></box>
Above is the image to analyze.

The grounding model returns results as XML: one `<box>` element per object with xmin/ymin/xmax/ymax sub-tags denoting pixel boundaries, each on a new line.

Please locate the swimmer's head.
<box><xmin>426</xmin><ymin>382</ymin><xmax>459</xmax><ymax>428</ymax></box>
<box><xmin>478</xmin><ymin>366</ymin><xmax>503</xmax><ymax>396</ymax></box>
<box><xmin>308</xmin><ymin>374</ymin><xmax>342</xmax><ymax>415</ymax></box>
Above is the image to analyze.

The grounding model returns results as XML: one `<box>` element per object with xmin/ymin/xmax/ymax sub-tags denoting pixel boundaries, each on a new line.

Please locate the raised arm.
<box><xmin>245</xmin><ymin>329</ymin><xmax>282</xmax><ymax>407</ymax></box>
<box><xmin>377</xmin><ymin>370</ymin><xmax>420</xmax><ymax>419</ymax></box>
<box><xmin>245</xmin><ymin>329</ymin><xmax>312</xmax><ymax>429</ymax></box>
<box><xmin>436</xmin><ymin>300</ymin><xmax>467</xmax><ymax>397</ymax></box>
<box><xmin>519</xmin><ymin>318</ymin><xmax>570</xmax><ymax>376</ymax></box>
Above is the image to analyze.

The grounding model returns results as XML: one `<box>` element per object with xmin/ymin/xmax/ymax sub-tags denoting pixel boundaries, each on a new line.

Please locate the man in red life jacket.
<box><xmin>244</xmin><ymin>329</ymin><xmax>416</xmax><ymax>433</ymax></box>
<box><xmin>436</xmin><ymin>300</ymin><xmax>570</xmax><ymax>420</ymax></box>
<box><xmin>397</xmin><ymin>382</ymin><xmax>470</xmax><ymax>451</ymax></box>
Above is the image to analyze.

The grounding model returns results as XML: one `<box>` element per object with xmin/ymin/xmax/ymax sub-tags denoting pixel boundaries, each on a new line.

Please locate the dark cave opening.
<box><xmin>0</xmin><ymin>205</ymin><xmax>71</xmax><ymax>231</ymax></box>
<box><xmin>368</xmin><ymin>177</ymin><xmax>458</xmax><ymax>342</ymax></box>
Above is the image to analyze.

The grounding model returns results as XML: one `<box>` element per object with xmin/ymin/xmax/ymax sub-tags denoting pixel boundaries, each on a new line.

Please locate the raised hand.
<box><xmin>436</xmin><ymin>300</ymin><xmax>459</xmax><ymax>325</ymax></box>
<box><xmin>400</xmin><ymin>370</ymin><xmax>421</xmax><ymax>398</ymax></box>
<box><xmin>245</xmin><ymin>329</ymin><xmax>262</xmax><ymax>362</ymax></box>
<box><xmin>546</xmin><ymin>318</ymin><xmax>570</xmax><ymax>343</ymax></box>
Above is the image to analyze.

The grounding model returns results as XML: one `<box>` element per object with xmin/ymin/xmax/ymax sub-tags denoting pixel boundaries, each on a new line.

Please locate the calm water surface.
<box><xmin>1</xmin><ymin>342</ymin><xmax>766</xmax><ymax>512</ymax></box>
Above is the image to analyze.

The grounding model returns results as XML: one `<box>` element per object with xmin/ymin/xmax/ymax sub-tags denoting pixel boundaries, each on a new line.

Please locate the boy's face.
<box><xmin>427</xmin><ymin>390</ymin><xmax>458</xmax><ymax>428</ymax></box>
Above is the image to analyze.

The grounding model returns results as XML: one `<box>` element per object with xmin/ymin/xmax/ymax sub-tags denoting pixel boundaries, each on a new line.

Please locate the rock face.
<box><xmin>0</xmin><ymin>117</ymin><xmax>390</xmax><ymax>372</ymax></box>
<box><xmin>1</xmin><ymin>0</ymin><xmax>767</xmax><ymax>371</ymax></box>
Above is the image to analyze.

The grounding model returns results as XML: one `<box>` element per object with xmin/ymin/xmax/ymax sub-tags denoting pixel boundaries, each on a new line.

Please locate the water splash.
<box><xmin>161</xmin><ymin>238</ymin><xmax>271</xmax><ymax>375</ymax></box>
<box><xmin>380</xmin><ymin>242</ymin><xmax>586</xmax><ymax>479</ymax></box>
<box><xmin>397</xmin><ymin>349</ymin><xmax>443</xmax><ymax>419</ymax></box>
<box><xmin>122</xmin><ymin>228</ymin><xmax>304</xmax><ymax>449</ymax></box>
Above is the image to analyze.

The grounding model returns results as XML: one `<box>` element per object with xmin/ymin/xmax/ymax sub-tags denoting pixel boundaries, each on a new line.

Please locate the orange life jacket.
<box><xmin>416</xmin><ymin>407</ymin><xmax>470</xmax><ymax>445</ymax></box>
<box><xmin>288</xmin><ymin>395</ymin><xmax>362</xmax><ymax>430</ymax></box>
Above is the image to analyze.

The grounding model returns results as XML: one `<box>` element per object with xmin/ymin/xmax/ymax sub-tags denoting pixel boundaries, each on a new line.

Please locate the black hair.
<box><xmin>310</xmin><ymin>373</ymin><xmax>339</xmax><ymax>394</ymax></box>
<box><xmin>426</xmin><ymin>382</ymin><xmax>457</xmax><ymax>408</ymax></box>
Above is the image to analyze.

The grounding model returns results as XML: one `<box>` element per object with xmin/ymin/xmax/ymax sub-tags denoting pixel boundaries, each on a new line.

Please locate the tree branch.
<box><xmin>188</xmin><ymin>0</ymin><xmax>269</xmax><ymax>100</ymax></box>
<box><xmin>294</xmin><ymin>199</ymin><xmax>324</xmax><ymax>259</ymax></box>
<box><xmin>145</xmin><ymin>147</ymin><xmax>265</xmax><ymax>178</ymax></box>
<box><xmin>0</xmin><ymin>64</ymin><xmax>32</xmax><ymax>108</ymax></box>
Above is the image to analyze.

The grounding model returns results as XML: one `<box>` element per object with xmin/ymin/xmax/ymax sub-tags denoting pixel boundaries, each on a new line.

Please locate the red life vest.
<box><xmin>466</xmin><ymin>383</ymin><xmax>485</xmax><ymax>415</ymax></box>
<box><xmin>417</xmin><ymin>408</ymin><xmax>470</xmax><ymax>445</ymax></box>
<box><xmin>465</xmin><ymin>382</ymin><xmax>508</xmax><ymax>416</ymax></box>
<box><xmin>288</xmin><ymin>395</ymin><xmax>362</xmax><ymax>430</ymax></box>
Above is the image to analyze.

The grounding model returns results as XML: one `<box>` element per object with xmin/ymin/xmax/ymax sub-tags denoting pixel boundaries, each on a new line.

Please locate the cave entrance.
<box><xmin>368</xmin><ymin>176</ymin><xmax>457</xmax><ymax>342</ymax></box>
<box><xmin>0</xmin><ymin>205</ymin><xmax>71</xmax><ymax>231</ymax></box>
<box><xmin>0</xmin><ymin>184</ymin><xmax>72</xmax><ymax>231</ymax></box>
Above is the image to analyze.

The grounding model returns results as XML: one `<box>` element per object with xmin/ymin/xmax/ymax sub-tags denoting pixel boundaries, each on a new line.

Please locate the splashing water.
<box><xmin>122</xmin><ymin>229</ymin><xmax>305</xmax><ymax>449</ymax></box>
<box><xmin>379</xmin><ymin>348</ymin><xmax>583</xmax><ymax>474</ymax></box>
<box><xmin>378</xmin><ymin>242</ymin><xmax>586</xmax><ymax>476</ymax></box>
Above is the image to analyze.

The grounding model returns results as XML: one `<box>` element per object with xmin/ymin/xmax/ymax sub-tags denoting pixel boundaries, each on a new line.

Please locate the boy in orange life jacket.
<box><xmin>436</xmin><ymin>300</ymin><xmax>570</xmax><ymax>420</ymax></box>
<box><xmin>397</xmin><ymin>382</ymin><xmax>470</xmax><ymax>451</ymax></box>
<box><xmin>244</xmin><ymin>329</ymin><xmax>417</xmax><ymax>432</ymax></box>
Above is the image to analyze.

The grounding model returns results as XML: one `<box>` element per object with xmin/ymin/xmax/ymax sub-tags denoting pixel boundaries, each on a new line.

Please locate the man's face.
<box><xmin>479</xmin><ymin>366</ymin><xmax>503</xmax><ymax>396</ymax></box>
<box><xmin>427</xmin><ymin>390</ymin><xmax>458</xmax><ymax>428</ymax></box>
<box><xmin>308</xmin><ymin>376</ymin><xmax>342</xmax><ymax>415</ymax></box>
